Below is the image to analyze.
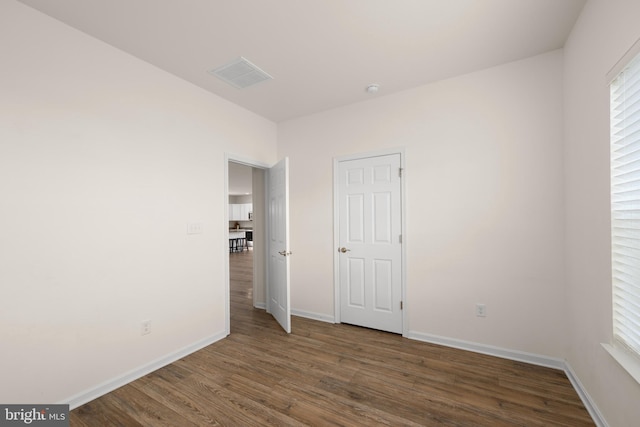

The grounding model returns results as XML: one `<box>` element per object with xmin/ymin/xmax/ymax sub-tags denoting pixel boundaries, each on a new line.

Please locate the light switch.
<box><xmin>187</xmin><ymin>222</ymin><xmax>204</xmax><ymax>235</ymax></box>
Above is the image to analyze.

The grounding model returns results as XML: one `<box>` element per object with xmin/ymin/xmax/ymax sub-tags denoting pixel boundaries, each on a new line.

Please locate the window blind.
<box><xmin>611</xmin><ymin>51</ymin><xmax>640</xmax><ymax>358</ymax></box>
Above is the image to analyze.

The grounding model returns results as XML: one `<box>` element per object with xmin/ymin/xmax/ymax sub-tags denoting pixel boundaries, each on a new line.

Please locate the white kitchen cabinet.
<box><xmin>241</xmin><ymin>203</ymin><xmax>252</xmax><ymax>220</ymax></box>
<box><xmin>229</xmin><ymin>204</ymin><xmax>241</xmax><ymax>221</ymax></box>
<box><xmin>229</xmin><ymin>203</ymin><xmax>252</xmax><ymax>221</ymax></box>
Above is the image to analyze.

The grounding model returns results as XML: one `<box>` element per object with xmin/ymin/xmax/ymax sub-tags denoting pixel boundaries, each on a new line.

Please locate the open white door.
<box><xmin>267</xmin><ymin>157</ymin><xmax>291</xmax><ymax>333</ymax></box>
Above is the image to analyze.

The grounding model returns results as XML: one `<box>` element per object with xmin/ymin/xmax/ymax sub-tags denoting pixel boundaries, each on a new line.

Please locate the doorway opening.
<box><xmin>228</xmin><ymin>162</ymin><xmax>254</xmax><ymax>254</ymax></box>
<box><xmin>225</xmin><ymin>155</ymin><xmax>291</xmax><ymax>335</ymax></box>
<box><xmin>227</xmin><ymin>160</ymin><xmax>267</xmax><ymax>332</ymax></box>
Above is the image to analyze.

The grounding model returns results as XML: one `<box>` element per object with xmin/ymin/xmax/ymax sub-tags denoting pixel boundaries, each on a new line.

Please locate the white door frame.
<box><xmin>224</xmin><ymin>153</ymin><xmax>271</xmax><ymax>336</ymax></box>
<box><xmin>332</xmin><ymin>148</ymin><xmax>407</xmax><ymax>336</ymax></box>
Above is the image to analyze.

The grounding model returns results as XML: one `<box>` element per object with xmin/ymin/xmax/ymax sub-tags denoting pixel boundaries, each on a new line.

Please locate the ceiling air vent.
<box><xmin>208</xmin><ymin>57</ymin><xmax>273</xmax><ymax>89</ymax></box>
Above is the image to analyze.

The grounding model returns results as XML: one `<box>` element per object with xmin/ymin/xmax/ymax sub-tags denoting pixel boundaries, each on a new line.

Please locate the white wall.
<box><xmin>279</xmin><ymin>50</ymin><xmax>566</xmax><ymax>358</ymax></box>
<box><xmin>564</xmin><ymin>0</ymin><xmax>640</xmax><ymax>425</ymax></box>
<box><xmin>0</xmin><ymin>1</ymin><xmax>276</xmax><ymax>405</ymax></box>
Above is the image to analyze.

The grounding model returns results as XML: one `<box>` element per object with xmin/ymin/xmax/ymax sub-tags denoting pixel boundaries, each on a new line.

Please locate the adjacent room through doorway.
<box><xmin>227</xmin><ymin>160</ymin><xmax>268</xmax><ymax>327</ymax></box>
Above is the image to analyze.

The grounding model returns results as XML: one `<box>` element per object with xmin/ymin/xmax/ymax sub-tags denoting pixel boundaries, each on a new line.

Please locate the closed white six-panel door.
<box><xmin>338</xmin><ymin>153</ymin><xmax>402</xmax><ymax>333</ymax></box>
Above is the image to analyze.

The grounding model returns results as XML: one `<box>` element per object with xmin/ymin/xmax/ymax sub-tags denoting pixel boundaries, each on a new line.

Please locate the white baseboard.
<box><xmin>406</xmin><ymin>330</ymin><xmax>606</xmax><ymax>426</ymax></box>
<box><xmin>291</xmin><ymin>308</ymin><xmax>335</xmax><ymax>324</ymax></box>
<box><xmin>61</xmin><ymin>331</ymin><xmax>227</xmax><ymax>410</ymax></box>
<box><xmin>252</xmin><ymin>305</ymin><xmax>334</xmax><ymax>323</ymax></box>
<box><xmin>251</xmin><ymin>297</ymin><xmax>335</xmax><ymax>324</ymax></box>
<box><xmin>406</xmin><ymin>330</ymin><xmax>565</xmax><ymax>369</ymax></box>
<box><xmin>563</xmin><ymin>362</ymin><xmax>608</xmax><ymax>427</ymax></box>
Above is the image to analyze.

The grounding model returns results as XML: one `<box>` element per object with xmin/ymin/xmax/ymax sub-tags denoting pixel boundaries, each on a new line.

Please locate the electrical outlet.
<box><xmin>476</xmin><ymin>304</ymin><xmax>487</xmax><ymax>317</ymax></box>
<box><xmin>141</xmin><ymin>320</ymin><xmax>151</xmax><ymax>335</ymax></box>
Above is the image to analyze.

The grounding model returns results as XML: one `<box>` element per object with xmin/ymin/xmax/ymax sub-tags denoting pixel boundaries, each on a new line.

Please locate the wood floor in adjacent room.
<box><xmin>70</xmin><ymin>250</ymin><xmax>594</xmax><ymax>426</ymax></box>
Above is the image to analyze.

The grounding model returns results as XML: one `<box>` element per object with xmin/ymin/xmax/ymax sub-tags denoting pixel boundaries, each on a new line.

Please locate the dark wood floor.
<box><xmin>70</xmin><ymin>250</ymin><xmax>594</xmax><ymax>426</ymax></box>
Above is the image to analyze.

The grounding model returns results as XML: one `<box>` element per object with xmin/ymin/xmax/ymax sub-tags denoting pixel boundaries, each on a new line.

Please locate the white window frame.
<box><xmin>605</xmin><ymin>39</ymin><xmax>640</xmax><ymax>385</ymax></box>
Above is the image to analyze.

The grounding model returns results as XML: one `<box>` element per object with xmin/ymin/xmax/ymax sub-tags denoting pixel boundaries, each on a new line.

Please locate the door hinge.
<box><xmin>400</xmin><ymin>301</ymin><xmax>403</xmax><ymax>310</ymax></box>
<box><xmin>399</xmin><ymin>234</ymin><xmax>402</xmax><ymax>244</ymax></box>
<box><xmin>399</xmin><ymin>167</ymin><xmax>404</xmax><ymax>178</ymax></box>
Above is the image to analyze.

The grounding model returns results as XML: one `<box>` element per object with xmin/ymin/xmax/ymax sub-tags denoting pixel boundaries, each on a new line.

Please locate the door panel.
<box><xmin>348</xmin><ymin>257</ymin><xmax>366</xmax><ymax>307</ymax></box>
<box><xmin>338</xmin><ymin>153</ymin><xmax>402</xmax><ymax>334</ymax></box>
<box><xmin>373</xmin><ymin>192</ymin><xmax>392</xmax><ymax>243</ymax></box>
<box><xmin>348</xmin><ymin>194</ymin><xmax>364</xmax><ymax>242</ymax></box>
<box><xmin>268</xmin><ymin>157</ymin><xmax>291</xmax><ymax>333</ymax></box>
<box><xmin>374</xmin><ymin>258</ymin><xmax>393</xmax><ymax>312</ymax></box>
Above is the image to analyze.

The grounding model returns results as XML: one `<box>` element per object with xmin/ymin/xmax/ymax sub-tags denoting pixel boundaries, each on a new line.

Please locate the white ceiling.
<box><xmin>18</xmin><ymin>0</ymin><xmax>586</xmax><ymax>123</ymax></box>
